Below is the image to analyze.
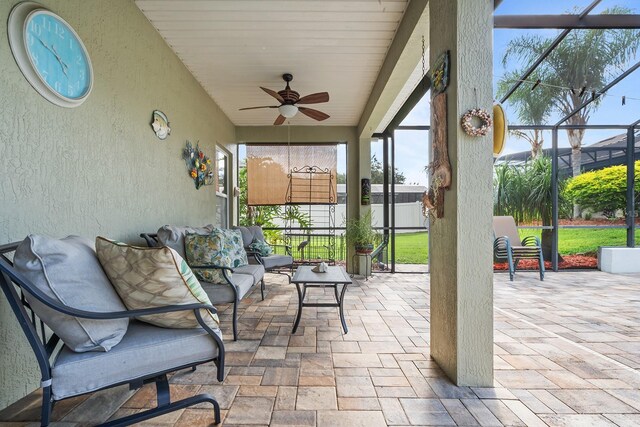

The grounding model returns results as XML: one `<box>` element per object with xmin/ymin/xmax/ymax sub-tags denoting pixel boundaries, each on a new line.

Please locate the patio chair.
<box><xmin>233</xmin><ymin>226</ymin><xmax>294</xmax><ymax>275</ymax></box>
<box><xmin>0</xmin><ymin>241</ymin><xmax>225</xmax><ymax>426</ymax></box>
<box><xmin>493</xmin><ymin>216</ymin><xmax>545</xmax><ymax>281</ymax></box>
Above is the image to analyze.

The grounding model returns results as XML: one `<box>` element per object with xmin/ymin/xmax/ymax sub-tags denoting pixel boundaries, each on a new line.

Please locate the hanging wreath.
<box><xmin>461</xmin><ymin>108</ymin><xmax>492</xmax><ymax>137</ymax></box>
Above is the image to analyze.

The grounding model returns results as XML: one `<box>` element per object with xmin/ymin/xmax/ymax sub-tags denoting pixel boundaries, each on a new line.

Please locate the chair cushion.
<box><xmin>95</xmin><ymin>237</ymin><xmax>219</xmax><ymax>330</ymax></box>
<box><xmin>233</xmin><ymin>226</ymin><xmax>265</xmax><ymax>248</ymax></box>
<box><xmin>211</xmin><ymin>228</ymin><xmax>248</xmax><ymax>268</ymax></box>
<box><xmin>51</xmin><ymin>320</ymin><xmax>221</xmax><ymax>400</ymax></box>
<box><xmin>262</xmin><ymin>254</ymin><xmax>294</xmax><ymax>270</ymax></box>
<box><xmin>14</xmin><ymin>235</ymin><xmax>128</xmax><ymax>353</ymax></box>
<box><xmin>157</xmin><ymin>224</ymin><xmax>214</xmax><ymax>259</ymax></box>
<box><xmin>249</xmin><ymin>239</ymin><xmax>273</xmax><ymax>257</ymax></box>
<box><xmin>234</xmin><ymin>264</ymin><xmax>265</xmax><ymax>285</ymax></box>
<box><xmin>202</xmin><ymin>273</ymin><xmax>255</xmax><ymax>304</ymax></box>
<box><xmin>184</xmin><ymin>233</ymin><xmax>234</xmax><ymax>284</ymax></box>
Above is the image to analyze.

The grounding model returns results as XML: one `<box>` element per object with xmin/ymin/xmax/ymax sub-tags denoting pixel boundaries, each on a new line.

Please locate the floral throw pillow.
<box><xmin>249</xmin><ymin>239</ymin><xmax>273</xmax><ymax>257</ymax></box>
<box><xmin>211</xmin><ymin>228</ymin><xmax>248</xmax><ymax>268</ymax></box>
<box><xmin>184</xmin><ymin>233</ymin><xmax>233</xmax><ymax>284</ymax></box>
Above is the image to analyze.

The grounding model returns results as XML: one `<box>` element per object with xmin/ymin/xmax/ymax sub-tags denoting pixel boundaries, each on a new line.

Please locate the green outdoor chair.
<box><xmin>493</xmin><ymin>216</ymin><xmax>545</xmax><ymax>281</ymax></box>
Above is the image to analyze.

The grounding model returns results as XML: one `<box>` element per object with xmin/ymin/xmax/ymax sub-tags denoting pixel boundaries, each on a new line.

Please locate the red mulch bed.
<box><xmin>494</xmin><ymin>255</ymin><xmax>598</xmax><ymax>270</ymax></box>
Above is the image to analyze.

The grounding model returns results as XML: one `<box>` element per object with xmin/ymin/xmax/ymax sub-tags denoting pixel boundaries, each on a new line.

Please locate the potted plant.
<box><xmin>345</xmin><ymin>210</ymin><xmax>378</xmax><ymax>254</ymax></box>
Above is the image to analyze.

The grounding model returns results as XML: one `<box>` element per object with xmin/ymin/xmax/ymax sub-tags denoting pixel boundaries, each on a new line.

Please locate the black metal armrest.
<box><xmin>140</xmin><ymin>233</ymin><xmax>160</xmax><ymax>248</ymax></box>
<box><xmin>493</xmin><ymin>236</ymin><xmax>511</xmax><ymax>252</ymax></box>
<box><xmin>522</xmin><ymin>236</ymin><xmax>541</xmax><ymax>247</ymax></box>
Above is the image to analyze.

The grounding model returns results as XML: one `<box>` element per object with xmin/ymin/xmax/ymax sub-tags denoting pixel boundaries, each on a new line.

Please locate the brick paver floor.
<box><xmin>2</xmin><ymin>270</ymin><xmax>640</xmax><ymax>426</ymax></box>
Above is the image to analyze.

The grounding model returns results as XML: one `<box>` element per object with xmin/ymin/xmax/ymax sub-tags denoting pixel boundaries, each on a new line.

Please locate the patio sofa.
<box><xmin>0</xmin><ymin>236</ymin><xmax>225</xmax><ymax>426</ymax></box>
<box><xmin>141</xmin><ymin>225</ymin><xmax>265</xmax><ymax>340</ymax></box>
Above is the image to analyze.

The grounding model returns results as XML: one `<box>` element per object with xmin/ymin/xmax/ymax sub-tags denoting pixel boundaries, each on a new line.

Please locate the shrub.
<box><xmin>564</xmin><ymin>161</ymin><xmax>640</xmax><ymax>218</ymax></box>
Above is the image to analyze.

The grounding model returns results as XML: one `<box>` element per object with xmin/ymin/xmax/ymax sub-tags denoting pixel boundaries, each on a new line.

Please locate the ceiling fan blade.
<box><xmin>296</xmin><ymin>92</ymin><xmax>329</xmax><ymax>104</ymax></box>
<box><xmin>260</xmin><ymin>86</ymin><xmax>285</xmax><ymax>103</ymax></box>
<box><xmin>239</xmin><ymin>106</ymin><xmax>278</xmax><ymax>110</ymax></box>
<box><xmin>274</xmin><ymin>115</ymin><xmax>286</xmax><ymax>125</ymax></box>
<box><xmin>298</xmin><ymin>107</ymin><xmax>330</xmax><ymax>121</ymax></box>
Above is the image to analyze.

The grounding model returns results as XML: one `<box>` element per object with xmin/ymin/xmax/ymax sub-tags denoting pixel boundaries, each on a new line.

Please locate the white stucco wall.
<box><xmin>428</xmin><ymin>0</ymin><xmax>494</xmax><ymax>386</ymax></box>
<box><xmin>0</xmin><ymin>0</ymin><xmax>235</xmax><ymax>408</ymax></box>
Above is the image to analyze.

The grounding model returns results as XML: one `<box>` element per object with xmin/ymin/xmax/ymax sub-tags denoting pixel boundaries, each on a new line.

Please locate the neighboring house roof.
<box><xmin>497</xmin><ymin>131</ymin><xmax>640</xmax><ymax>174</ymax></box>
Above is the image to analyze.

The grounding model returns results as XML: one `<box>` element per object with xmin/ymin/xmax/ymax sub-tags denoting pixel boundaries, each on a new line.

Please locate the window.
<box><xmin>215</xmin><ymin>148</ymin><xmax>229</xmax><ymax>227</ymax></box>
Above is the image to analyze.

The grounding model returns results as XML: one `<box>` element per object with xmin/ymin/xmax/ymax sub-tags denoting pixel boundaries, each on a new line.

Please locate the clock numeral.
<box><xmin>30</xmin><ymin>21</ymin><xmax>42</xmax><ymax>36</ymax></box>
<box><xmin>54</xmin><ymin>81</ymin><xmax>62</xmax><ymax>92</ymax></box>
<box><xmin>26</xmin><ymin>33</ymin><xmax>34</xmax><ymax>47</ymax></box>
<box><xmin>79</xmin><ymin>70</ymin><xmax>85</xmax><ymax>80</ymax></box>
<box><xmin>31</xmin><ymin>52</ymin><xmax>39</xmax><ymax>66</ymax></box>
<box><xmin>76</xmin><ymin>55</ymin><xmax>83</xmax><ymax>66</ymax></box>
<box><xmin>55</xmin><ymin>24</ymin><xmax>65</xmax><ymax>39</ymax></box>
<box><xmin>42</xmin><ymin>16</ymin><xmax>51</xmax><ymax>32</ymax></box>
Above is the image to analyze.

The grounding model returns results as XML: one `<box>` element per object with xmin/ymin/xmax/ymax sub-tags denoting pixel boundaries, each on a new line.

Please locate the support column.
<box><xmin>429</xmin><ymin>0</ymin><xmax>494</xmax><ymax>386</ymax></box>
<box><xmin>345</xmin><ymin>137</ymin><xmax>372</xmax><ymax>275</ymax></box>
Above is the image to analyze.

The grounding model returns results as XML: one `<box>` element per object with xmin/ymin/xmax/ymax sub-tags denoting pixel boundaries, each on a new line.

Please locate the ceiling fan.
<box><xmin>239</xmin><ymin>73</ymin><xmax>330</xmax><ymax>125</ymax></box>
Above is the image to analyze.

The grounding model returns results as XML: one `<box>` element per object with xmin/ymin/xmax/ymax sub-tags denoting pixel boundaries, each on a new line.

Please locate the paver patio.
<box><xmin>1</xmin><ymin>270</ymin><xmax>640</xmax><ymax>426</ymax></box>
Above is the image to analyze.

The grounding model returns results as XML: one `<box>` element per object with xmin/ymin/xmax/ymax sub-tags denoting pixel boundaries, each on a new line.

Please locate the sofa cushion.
<box><xmin>95</xmin><ymin>237</ymin><xmax>219</xmax><ymax>330</ymax></box>
<box><xmin>14</xmin><ymin>235</ymin><xmax>128</xmax><ymax>353</ymax></box>
<box><xmin>202</xmin><ymin>273</ymin><xmax>255</xmax><ymax>304</ymax></box>
<box><xmin>52</xmin><ymin>320</ymin><xmax>221</xmax><ymax>400</ymax></box>
<box><xmin>184</xmin><ymin>233</ymin><xmax>233</xmax><ymax>284</ymax></box>
<box><xmin>234</xmin><ymin>264</ymin><xmax>265</xmax><ymax>285</ymax></box>
<box><xmin>211</xmin><ymin>228</ymin><xmax>248</xmax><ymax>268</ymax></box>
<box><xmin>157</xmin><ymin>224</ymin><xmax>214</xmax><ymax>259</ymax></box>
<box><xmin>262</xmin><ymin>254</ymin><xmax>294</xmax><ymax>270</ymax></box>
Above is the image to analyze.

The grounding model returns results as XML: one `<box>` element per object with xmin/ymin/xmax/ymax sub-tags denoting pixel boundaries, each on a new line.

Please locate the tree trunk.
<box><xmin>567</xmin><ymin>126</ymin><xmax>585</xmax><ymax>219</ymax></box>
<box><xmin>541</xmin><ymin>229</ymin><xmax>563</xmax><ymax>264</ymax></box>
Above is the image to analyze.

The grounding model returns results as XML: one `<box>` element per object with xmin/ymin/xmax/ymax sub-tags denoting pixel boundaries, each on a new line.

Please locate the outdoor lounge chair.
<box><xmin>0</xmin><ymin>241</ymin><xmax>225</xmax><ymax>426</ymax></box>
<box><xmin>233</xmin><ymin>226</ymin><xmax>294</xmax><ymax>275</ymax></box>
<box><xmin>493</xmin><ymin>216</ymin><xmax>545</xmax><ymax>281</ymax></box>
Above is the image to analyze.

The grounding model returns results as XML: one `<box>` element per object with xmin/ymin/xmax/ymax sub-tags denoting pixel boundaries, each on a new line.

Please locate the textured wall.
<box><xmin>0</xmin><ymin>0</ymin><xmax>235</xmax><ymax>408</ymax></box>
<box><xmin>429</xmin><ymin>0</ymin><xmax>494</xmax><ymax>386</ymax></box>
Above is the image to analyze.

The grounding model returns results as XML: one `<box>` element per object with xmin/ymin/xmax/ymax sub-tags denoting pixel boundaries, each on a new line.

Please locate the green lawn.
<box><xmin>275</xmin><ymin>228</ymin><xmax>633</xmax><ymax>265</ymax></box>
<box><xmin>391</xmin><ymin>228</ymin><xmax>633</xmax><ymax>264</ymax></box>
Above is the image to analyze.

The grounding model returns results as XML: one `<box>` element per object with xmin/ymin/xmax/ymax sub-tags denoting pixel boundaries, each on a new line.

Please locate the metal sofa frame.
<box><xmin>0</xmin><ymin>241</ymin><xmax>225</xmax><ymax>427</ymax></box>
<box><xmin>140</xmin><ymin>233</ymin><xmax>260</xmax><ymax>341</ymax></box>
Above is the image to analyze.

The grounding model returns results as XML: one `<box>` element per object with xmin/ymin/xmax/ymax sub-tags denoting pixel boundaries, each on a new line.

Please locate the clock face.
<box><xmin>24</xmin><ymin>11</ymin><xmax>92</xmax><ymax>100</ymax></box>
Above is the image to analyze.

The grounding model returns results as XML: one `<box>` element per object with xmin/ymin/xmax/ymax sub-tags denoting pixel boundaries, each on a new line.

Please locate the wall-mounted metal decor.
<box><xmin>151</xmin><ymin>110</ymin><xmax>171</xmax><ymax>140</ymax></box>
<box><xmin>361</xmin><ymin>178</ymin><xmax>371</xmax><ymax>205</ymax></box>
<box><xmin>182</xmin><ymin>141</ymin><xmax>213</xmax><ymax>190</ymax></box>
<box><xmin>430</xmin><ymin>50</ymin><xmax>450</xmax><ymax>95</ymax></box>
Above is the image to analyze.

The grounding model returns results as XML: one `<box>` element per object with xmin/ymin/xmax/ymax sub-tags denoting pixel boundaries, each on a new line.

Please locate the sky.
<box><xmin>381</xmin><ymin>0</ymin><xmax>640</xmax><ymax>186</ymax></box>
<box><xmin>244</xmin><ymin>1</ymin><xmax>640</xmax><ymax>188</ymax></box>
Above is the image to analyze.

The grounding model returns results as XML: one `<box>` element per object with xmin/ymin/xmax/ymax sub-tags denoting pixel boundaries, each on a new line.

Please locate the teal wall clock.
<box><xmin>8</xmin><ymin>2</ymin><xmax>93</xmax><ymax>108</ymax></box>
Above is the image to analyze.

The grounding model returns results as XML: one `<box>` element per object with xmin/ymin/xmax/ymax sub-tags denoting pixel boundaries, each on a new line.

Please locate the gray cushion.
<box><xmin>157</xmin><ymin>224</ymin><xmax>214</xmax><ymax>259</ymax></box>
<box><xmin>51</xmin><ymin>320</ymin><xmax>221</xmax><ymax>400</ymax></box>
<box><xmin>14</xmin><ymin>235</ymin><xmax>128</xmax><ymax>352</ymax></box>
<box><xmin>261</xmin><ymin>254</ymin><xmax>294</xmax><ymax>270</ymax></box>
<box><xmin>233</xmin><ymin>264</ymin><xmax>265</xmax><ymax>285</ymax></box>
<box><xmin>232</xmin><ymin>226</ymin><xmax>265</xmax><ymax>248</ymax></box>
<box><xmin>202</xmin><ymin>273</ymin><xmax>255</xmax><ymax>304</ymax></box>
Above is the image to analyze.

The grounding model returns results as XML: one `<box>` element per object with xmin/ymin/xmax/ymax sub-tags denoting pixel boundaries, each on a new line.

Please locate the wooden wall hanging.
<box><xmin>424</xmin><ymin>92</ymin><xmax>451</xmax><ymax>218</ymax></box>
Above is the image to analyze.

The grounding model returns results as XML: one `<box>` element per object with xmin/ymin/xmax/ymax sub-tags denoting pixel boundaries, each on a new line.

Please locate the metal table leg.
<box><xmin>292</xmin><ymin>282</ymin><xmax>304</xmax><ymax>334</ymax></box>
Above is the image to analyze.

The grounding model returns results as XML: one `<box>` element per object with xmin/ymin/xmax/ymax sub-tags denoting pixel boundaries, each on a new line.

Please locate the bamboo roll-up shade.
<box><xmin>246</xmin><ymin>144</ymin><xmax>337</xmax><ymax>206</ymax></box>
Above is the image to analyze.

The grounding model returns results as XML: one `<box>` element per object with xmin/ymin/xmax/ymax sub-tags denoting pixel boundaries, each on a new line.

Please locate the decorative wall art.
<box><xmin>424</xmin><ymin>92</ymin><xmax>452</xmax><ymax>219</ymax></box>
<box><xmin>182</xmin><ymin>141</ymin><xmax>213</xmax><ymax>190</ymax></box>
<box><xmin>461</xmin><ymin>108</ymin><xmax>492</xmax><ymax>137</ymax></box>
<box><xmin>151</xmin><ymin>110</ymin><xmax>171</xmax><ymax>140</ymax></box>
<box><xmin>493</xmin><ymin>103</ymin><xmax>508</xmax><ymax>158</ymax></box>
<box><xmin>429</xmin><ymin>50</ymin><xmax>450</xmax><ymax>95</ymax></box>
<box><xmin>361</xmin><ymin>178</ymin><xmax>371</xmax><ymax>206</ymax></box>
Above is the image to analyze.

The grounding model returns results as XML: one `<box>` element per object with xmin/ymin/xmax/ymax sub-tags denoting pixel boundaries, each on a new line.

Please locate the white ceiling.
<box><xmin>135</xmin><ymin>0</ymin><xmax>409</xmax><ymax>126</ymax></box>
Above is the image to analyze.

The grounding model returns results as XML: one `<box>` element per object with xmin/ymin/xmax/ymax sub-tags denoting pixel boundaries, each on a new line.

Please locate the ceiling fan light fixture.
<box><xmin>278</xmin><ymin>104</ymin><xmax>298</xmax><ymax>118</ymax></box>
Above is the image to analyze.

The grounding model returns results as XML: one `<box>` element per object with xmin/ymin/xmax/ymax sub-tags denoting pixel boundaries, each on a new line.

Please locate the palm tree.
<box><xmin>502</xmin><ymin>6</ymin><xmax>640</xmax><ymax>179</ymax></box>
<box><xmin>497</xmin><ymin>70</ymin><xmax>554</xmax><ymax>159</ymax></box>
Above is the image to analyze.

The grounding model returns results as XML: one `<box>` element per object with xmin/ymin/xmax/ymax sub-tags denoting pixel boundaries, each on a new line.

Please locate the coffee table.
<box><xmin>290</xmin><ymin>265</ymin><xmax>352</xmax><ymax>334</ymax></box>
